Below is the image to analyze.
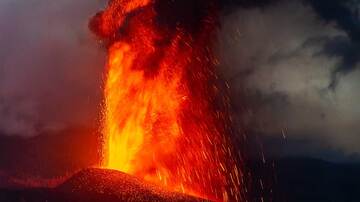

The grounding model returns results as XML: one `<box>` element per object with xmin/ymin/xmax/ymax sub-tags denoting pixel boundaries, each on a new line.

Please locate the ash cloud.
<box><xmin>218</xmin><ymin>0</ymin><xmax>360</xmax><ymax>156</ymax></box>
<box><xmin>0</xmin><ymin>0</ymin><xmax>105</xmax><ymax>136</ymax></box>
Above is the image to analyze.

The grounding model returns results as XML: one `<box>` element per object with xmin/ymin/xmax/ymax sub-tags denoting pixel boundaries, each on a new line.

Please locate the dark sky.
<box><xmin>0</xmin><ymin>0</ymin><xmax>359</xmax><ymax>162</ymax></box>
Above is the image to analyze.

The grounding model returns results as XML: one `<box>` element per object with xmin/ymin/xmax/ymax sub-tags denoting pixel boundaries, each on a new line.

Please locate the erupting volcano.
<box><xmin>90</xmin><ymin>0</ymin><xmax>243</xmax><ymax>201</ymax></box>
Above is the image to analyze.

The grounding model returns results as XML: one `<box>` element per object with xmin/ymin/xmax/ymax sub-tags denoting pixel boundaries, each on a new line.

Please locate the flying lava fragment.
<box><xmin>90</xmin><ymin>0</ymin><xmax>244</xmax><ymax>201</ymax></box>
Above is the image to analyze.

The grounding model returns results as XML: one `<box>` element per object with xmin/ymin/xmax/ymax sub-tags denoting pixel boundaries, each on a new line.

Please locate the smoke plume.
<box><xmin>0</xmin><ymin>0</ymin><xmax>105</xmax><ymax>136</ymax></box>
<box><xmin>218</xmin><ymin>0</ymin><xmax>360</xmax><ymax>155</ymax></box>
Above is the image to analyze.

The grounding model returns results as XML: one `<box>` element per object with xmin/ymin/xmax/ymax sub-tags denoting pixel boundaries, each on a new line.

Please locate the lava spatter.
<box><xmin>90</xmin><ymin>0</ymin><xmax>243</xmax><ymax>201</ymax></box>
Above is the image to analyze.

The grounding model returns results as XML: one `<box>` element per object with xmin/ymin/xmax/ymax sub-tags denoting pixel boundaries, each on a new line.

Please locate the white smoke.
<box><xmin>218</xmin><ymin>0</ymin><xmax>360</xmax><ymax>154</ymax></box>
<box><xmin>0</xmin><ymin>0</ymin><xmax>105</xmax><ymax>136</ymax></box>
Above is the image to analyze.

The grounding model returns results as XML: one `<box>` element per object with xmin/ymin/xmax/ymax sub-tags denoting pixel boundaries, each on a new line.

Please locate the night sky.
<box><xmin>0</xmin><ymin>0</ymin><xmax>359</xmax><ymax>177</ymax></box>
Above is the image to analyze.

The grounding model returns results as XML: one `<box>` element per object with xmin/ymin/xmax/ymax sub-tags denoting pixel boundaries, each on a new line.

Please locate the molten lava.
<box><xmin>91</xmin><ymin>0</ymin><xmax>243</xmax><ymax>201</ymax></box>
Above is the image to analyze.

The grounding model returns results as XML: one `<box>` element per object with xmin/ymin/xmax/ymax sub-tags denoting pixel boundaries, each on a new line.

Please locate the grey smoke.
<box><xmin>0</xmin><ymin>0</ymin><xmax>105</xmax><ymax>136</ymax></box>
<box><xmin>218</xmin><ymin>0</ymin><xmax>360</xmax><ymax>154</ymax></box>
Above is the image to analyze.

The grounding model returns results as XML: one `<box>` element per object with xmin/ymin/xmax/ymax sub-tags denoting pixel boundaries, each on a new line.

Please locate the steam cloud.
<box><xmin>0</xmin><ymin>0</ymin><xmax>105</xmax><ymax>136</ymax></box>
<box><xmin>218</xmin><ymin>0</ymin><xmax>360</xmax><ymax>155</ymax></box>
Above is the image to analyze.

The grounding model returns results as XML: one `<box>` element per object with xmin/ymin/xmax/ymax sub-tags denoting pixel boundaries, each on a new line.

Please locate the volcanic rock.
<box><xmin>0</xmin><ymin>168</ymin><xmax>209</xmax><ymax>202</ymax></box>
<box><xmin>58</xmin><ymin>168</ymin><xmax>208</xmax><ymax>201</ymax></box>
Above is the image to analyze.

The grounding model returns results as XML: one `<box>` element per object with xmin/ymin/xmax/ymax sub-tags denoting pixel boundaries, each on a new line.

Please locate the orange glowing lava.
<box><xmin>91</xmin><ymin>0</ymin><xmax>243</xmax><ymax>201</ymax></box>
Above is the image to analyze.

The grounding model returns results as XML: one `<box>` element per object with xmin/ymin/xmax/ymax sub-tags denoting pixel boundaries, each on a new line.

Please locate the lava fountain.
<box><xmin>90</xmin><ymin>0</ymin><xmax>243</xmax><ymax>201</ymax></box>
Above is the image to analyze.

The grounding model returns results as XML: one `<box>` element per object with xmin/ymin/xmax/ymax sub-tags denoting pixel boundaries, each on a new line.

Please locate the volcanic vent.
<box><xmin>89</xmin><ymin>0</ymin><xmax>244</xmax><ymax>201</ymax></box>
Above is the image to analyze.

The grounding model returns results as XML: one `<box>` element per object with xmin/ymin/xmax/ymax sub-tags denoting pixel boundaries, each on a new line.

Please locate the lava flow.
<box><xmin>90</xmin><ymin>0</ymin><xmax>243</xmax><ymax>201</ymax></box>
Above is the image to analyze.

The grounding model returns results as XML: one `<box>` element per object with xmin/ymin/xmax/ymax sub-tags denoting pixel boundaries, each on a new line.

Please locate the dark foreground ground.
<box><xmin>0</xmin><ymin>132</ymin><xmax>359</xmax><ymax>202</ymax></box>
<box><xmin>249</xmin><ymin>158</ymin><xmax>360</xmax><ymax>202</ymax></box>
<box><xmin>0</xmin><ymin>168</ymin><xmax>207</xmax><ymax>202</ymax></box>
<box><xmin>1</xmin><ymin>159</ymin><xmax>360</xmax><ymax>202</ymax></box>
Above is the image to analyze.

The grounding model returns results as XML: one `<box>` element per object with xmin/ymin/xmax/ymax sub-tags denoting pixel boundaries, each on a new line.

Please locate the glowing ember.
<box><xmin>90</xmin><ymin>0</ymin><xmax>243</xmax><ymax>201</ymax></box>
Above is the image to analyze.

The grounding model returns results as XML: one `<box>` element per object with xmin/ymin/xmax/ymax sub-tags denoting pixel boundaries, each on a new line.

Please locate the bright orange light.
<box><xmin>92</xmin><ymin>0</ymin><xmax>243</xmax><ymax>201</ymax></box>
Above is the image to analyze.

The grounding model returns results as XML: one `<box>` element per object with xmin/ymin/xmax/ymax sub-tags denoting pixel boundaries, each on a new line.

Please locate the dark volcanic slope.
<box><xmin>58</xmin><ymin>168</ymin><xmax>208</xmax><ymax>202</ymax></box>
<box><xmin>0</xmin><ymin>168</ymin><xmax>209</xmax><ymax>202</ymax></box>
